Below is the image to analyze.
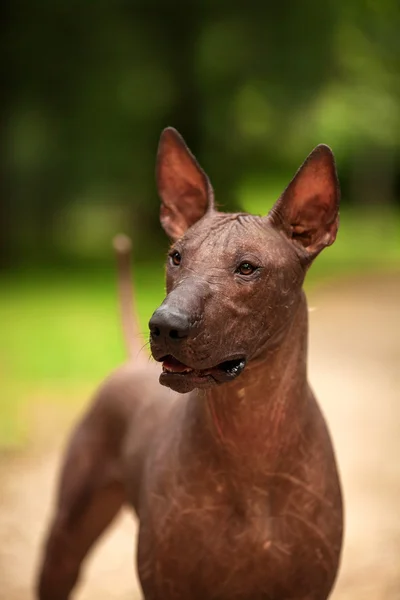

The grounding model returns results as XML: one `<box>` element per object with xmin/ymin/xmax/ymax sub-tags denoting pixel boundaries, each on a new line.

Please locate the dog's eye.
<box><xmin>237</xmin><ymin>262</ymin><xmax>256</xmax><ymax>276</ymax></box>
<box><xmin>170</xmin><ymin>251</ymin><xmax>181</xmax><ymax>266</ymax></box>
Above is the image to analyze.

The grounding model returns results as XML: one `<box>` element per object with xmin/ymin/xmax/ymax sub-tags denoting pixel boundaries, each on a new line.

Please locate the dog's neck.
<box><xmin>195</xmin><ymin>291</ymin><xmax>309</xmax><ymax>463</ymax></box>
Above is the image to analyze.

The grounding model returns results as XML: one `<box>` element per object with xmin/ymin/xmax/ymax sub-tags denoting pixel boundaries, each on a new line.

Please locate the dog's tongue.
<box><xmin>162</xmin><ymin>356</ymin><xmax>193</xmax><ymax>374</ymax></box>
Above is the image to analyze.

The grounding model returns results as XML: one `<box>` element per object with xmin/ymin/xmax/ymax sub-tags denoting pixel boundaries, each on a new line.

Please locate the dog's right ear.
<box><xmin>156</xmin><ymin>127</ymin><xmax>214</xmax><ymax>241</ymax></box>
<box><xmin>267</xmin><ymin>144</ymin><xmax>340</xmax><ymax>262</ymax></box>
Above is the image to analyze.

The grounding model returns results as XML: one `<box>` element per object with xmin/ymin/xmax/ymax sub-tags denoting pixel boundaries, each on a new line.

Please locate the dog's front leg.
<box><xmin>36</xmin><ymin>411</ymin><xmax>126</xmax><ymax>600</ymax></box>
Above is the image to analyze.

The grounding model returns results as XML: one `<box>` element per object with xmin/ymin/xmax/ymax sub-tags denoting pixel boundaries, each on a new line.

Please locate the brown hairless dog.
<box><xmin>37</xmin><ymin>128</ymin><xmax>343</xmax><ymax>600</ymax></box>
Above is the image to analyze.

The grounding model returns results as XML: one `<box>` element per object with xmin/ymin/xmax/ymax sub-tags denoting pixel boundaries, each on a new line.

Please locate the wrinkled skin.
<box><xmin>37</xmin><ymin>128</ymin><xmax>343</xmax><ymax>600</ymax></box>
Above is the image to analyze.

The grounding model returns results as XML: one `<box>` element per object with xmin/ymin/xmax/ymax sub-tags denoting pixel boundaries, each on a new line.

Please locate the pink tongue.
<box><xmin>163</xmin><ymin>356</ymin><xmax>193</xmax><ymax>373</ymax></box>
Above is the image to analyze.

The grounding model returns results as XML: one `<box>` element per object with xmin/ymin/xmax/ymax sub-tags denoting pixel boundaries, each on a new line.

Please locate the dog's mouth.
<box><xmin>158</xmin><ymin>354</ymin><xmax>246</xmax><ymax>391</ymax></box>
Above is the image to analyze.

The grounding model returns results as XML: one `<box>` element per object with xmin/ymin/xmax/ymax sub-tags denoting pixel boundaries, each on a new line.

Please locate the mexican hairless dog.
<box><xmin>37</xmin><ymin>128</ymin><xmax>343</xmax><ymax>600</ymax></box>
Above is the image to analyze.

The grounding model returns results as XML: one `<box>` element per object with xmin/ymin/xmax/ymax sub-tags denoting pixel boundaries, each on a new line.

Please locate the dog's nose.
<box><xmin>149</xmin><ymin>306</ymin><xmax>191</xmax><ymax>341</ymax></box>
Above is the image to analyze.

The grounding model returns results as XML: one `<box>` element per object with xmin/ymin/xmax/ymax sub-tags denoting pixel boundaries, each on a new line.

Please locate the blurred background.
<box><xmin>0</xmin><ymin>1</ymin><xmax>399</xmax><ymax>599</ymax></box>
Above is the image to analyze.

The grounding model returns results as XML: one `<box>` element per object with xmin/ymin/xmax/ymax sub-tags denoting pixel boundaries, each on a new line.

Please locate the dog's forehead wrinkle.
<box><xmin>235</xmin><ymin>213</ymin><xmax>266</xmax><ymax>228</ymax></box>
<box><xmin>185</xmin><ymin>219</ymin><xmax>275</xmax><ymax>268</ymax></box>
<box><xmin>183</xmin><ymin>219</ymin><xmax>239</xmax><ymax>262</ymax></box>
<box><xmin>186</xmin><ymin>212</ymin><xmax>264</xmax><ymax>244</ymax></box>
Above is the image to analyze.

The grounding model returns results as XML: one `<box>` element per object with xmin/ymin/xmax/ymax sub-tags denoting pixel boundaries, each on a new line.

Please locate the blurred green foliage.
<box><xmin>2</xmin><ymin>0</ymin><xmax>400</xmax><ymax>265</ymax></box>
<box><xmin>1</xmin><ymin>1</ymin><xmax>400</xmax><ymax>448</ymax></box>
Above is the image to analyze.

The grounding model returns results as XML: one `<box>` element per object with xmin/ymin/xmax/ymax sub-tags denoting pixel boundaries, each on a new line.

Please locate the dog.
<box><xmin>37</xmin><ymin>127</ymin><xmax>343</xmax><ymax>600</ymax></box>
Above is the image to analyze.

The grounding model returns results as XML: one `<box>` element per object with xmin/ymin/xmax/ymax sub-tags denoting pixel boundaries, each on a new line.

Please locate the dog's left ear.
<box><xmin>268</xmin><ymin>145</ymin><xmax>340</xmax><ymax>261</ymax></box>
<box><xmin>156</xmin><ymin>127</ymin><xmax>214</xmax><ymax>241</ymax></box>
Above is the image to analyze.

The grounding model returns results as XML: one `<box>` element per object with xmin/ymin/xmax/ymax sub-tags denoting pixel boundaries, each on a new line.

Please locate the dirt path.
<box><xmin>1</xmin><ymin>274</ymin><xmax>399</xmax><ymax>600</ymax></box>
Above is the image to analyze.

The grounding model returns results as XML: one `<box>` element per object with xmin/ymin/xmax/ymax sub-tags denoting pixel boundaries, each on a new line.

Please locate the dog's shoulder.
<box><xmin>85</xmin><ymin>360</ymin><xmax>173</xmax><ymax>426</ymax></box>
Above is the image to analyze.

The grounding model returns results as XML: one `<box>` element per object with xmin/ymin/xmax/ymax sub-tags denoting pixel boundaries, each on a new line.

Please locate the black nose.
<box><xmin>149</xmin><ymin>306</ymin><xmax>191</xmax><ymax>341</ymax></box>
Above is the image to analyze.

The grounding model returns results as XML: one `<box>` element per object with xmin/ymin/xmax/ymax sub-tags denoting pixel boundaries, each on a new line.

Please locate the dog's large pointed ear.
<box><xmin>156</xmin><ymin>127</ymin><xmax>214</xmax><ymax>240</ymax></box>
<box><xmin>267</xmin><ymin>145</ymin><xmax>340</xmax><ymax>261</ymax></box>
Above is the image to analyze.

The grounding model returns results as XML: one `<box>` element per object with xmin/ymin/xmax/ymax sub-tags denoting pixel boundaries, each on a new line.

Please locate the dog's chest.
<box><xmin>138</xmin><ymin>470</ymin><xmax>334</xmax><ymax>600</ymax></box>
<box><xmin>139</xmin><ymin>482</ymin><xmax>270</xmax><ymax>597</ymax></box>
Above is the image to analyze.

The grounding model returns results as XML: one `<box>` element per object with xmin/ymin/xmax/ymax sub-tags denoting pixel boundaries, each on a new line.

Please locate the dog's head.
<box><xmin>149</xmin><ymin>128</ymin><xmax>340</xmax><ymax>393</ymax></box>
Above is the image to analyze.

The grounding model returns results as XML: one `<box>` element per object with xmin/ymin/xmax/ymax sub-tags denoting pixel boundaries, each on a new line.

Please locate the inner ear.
<box><xmin>156</xmin><ymin>127</ymin><xmax>214</xmax><ymax>241</ymax></box>
<box><xmin>268</xmin><ymin>144</ymin><xmax>340</xmax><ymax>260</ymax></box>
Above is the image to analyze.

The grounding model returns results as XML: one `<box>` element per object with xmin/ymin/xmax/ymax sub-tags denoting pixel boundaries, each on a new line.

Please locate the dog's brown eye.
<box><xmin>171</xmin><ymin>251</ymin><xmax>181</xmax><ymax>266</ymax></box>
<box><xmin>237</xmin><ymin>262</ymin><xmax>255</xmax><ymax>276</ymax></box>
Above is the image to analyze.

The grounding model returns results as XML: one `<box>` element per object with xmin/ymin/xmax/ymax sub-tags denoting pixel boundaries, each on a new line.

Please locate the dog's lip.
<box><xmin>162</xmin><ymin>355</ymin><xmax>194</xmax><ymax>374</ymax></box>
<box><xmin>159</xmin><ymin>354</ymin><xmax>246</xmax><ymax>379</ymax></box>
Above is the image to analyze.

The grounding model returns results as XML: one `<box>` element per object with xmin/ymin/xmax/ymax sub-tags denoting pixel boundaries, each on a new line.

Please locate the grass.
<box><xmin>0</xmin><ymin>207</ymin><xmax>399</xmax><ymax>449</ymax></box>
<box><xmin>0</xmin><ymin>264</ymin><xmax>165</xmax><ymax>448</ymax></box>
